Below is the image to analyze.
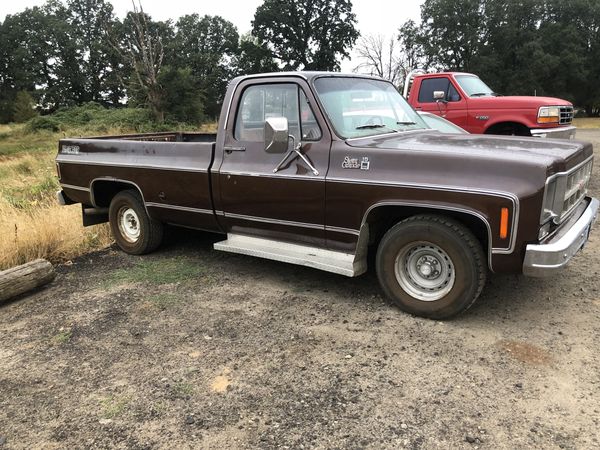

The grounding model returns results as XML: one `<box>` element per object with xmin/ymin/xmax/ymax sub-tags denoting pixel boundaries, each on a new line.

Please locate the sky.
<box><xmin>0</xmin><ymin>0</ymin><xmax>424</xmax><ymax>72</ymax></box>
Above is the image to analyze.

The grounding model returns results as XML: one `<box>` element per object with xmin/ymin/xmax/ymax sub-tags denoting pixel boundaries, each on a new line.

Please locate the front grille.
<box><xmin>561</xmin><ymin>160</ymin><xmax>592</xmax><ymax>219</ymax></box>
<box><xmin>559</xmin><ymin>106</ymin><xmax>573</xmax><ymax>124</ymax></box>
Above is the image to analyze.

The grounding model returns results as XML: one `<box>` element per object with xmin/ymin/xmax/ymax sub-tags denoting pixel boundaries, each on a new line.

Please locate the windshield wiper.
<box><xmin>396</xmin><ymin>121</ymin><xmax>416</xmax><ymax>125</ymax></box>
<box><xmin>355</xmin><ymin>124</ymin><xmax>388</xmax><ymax>130</ymax></box>
<box><xmin>470</xmin><ymin>92</ymin><xmax>491</xmax><ymax>97</ymax></box>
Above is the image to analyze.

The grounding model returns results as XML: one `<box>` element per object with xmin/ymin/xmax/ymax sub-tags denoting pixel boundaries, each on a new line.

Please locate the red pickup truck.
<box><xmin>404</xmin><ymin>71</ymin><xmax>576</xmax><ymax>139</ymax></box>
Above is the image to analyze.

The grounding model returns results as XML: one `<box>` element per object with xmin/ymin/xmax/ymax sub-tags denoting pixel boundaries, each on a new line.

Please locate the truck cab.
<box><xmin>404</xmin><ymin>71</ymin><xmax>576</xmax><ymax>139</ymax></box>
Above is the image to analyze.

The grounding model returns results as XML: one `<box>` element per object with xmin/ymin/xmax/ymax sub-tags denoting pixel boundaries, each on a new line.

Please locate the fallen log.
<box><xmin>0</xmin><ymin>259</ymin><xmax>56</xmax><ymax>302</ymax></box>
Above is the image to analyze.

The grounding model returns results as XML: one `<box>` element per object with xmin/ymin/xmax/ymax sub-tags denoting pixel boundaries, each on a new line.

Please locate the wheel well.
<box><xmin>485</xmin><ymin>121</ymin><xmax>531</xmax><ymax>136</ymax></box>
<box><xmin>91</xmin><ymin>180</ymin><xmax>142</xmax><ymax>208</ymax></box>
<box><xmin>363</xmin><ymin>205</ymin><xmax>490</xmax><ymax>261</ymax></box>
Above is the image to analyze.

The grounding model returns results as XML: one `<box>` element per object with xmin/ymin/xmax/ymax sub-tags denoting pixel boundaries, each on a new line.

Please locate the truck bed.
<box><xmin>84</xmin><ymin>131</ymin><xmax>217</xmax><ymax>143</ymax></box>
<box><xmin>56</xmin><ymin>131</ymin><xmax>221</xmax><ymax>233</ymax></box>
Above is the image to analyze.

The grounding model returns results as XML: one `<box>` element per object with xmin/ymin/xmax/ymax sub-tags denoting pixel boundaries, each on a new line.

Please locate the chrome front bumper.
<box><xmin>523</xmin><ymin>197</ymin><xmax>599</xmax><ymax>276</ymax></box>
<box><xmin>530</xmin><ymin>125</ymin><xmax>576</xmax><ymax>139</ymax></box>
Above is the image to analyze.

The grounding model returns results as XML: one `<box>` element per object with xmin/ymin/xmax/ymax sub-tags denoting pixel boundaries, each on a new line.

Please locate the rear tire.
<box><xmin>109</xmin><ymin>190</ymin><xmax>163</xmax><ymax>255</ymax></box>
<box><xmin>376</xmin><ymin>215</ymin><xmax>486</xmax><ymax>319</ymax></box>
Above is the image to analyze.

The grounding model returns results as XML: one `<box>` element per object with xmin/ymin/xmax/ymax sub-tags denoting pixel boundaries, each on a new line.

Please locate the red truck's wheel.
<box><xmin>108</xmin><ymin>190</ymin><xmax>163</xmax><ymax>255</ymax></box>
<box><xmin>376</xmin><ymin>215</ymin><xmax>486</xmax><ymax>319</ymax></box>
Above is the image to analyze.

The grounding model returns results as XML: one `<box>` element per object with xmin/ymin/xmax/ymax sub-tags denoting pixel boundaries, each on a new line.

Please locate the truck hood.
<box><xmin>347</xmin><ymin>131</ymin><xmax>592</xmax><ymax>176</ymax></box>
<box><xmin>469</xmin><ymin>95</ymin><xmax>572</xmax><ymax>109</ymax></box>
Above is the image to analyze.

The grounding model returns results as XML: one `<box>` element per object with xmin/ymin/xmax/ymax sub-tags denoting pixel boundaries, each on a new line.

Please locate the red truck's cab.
<box><xmin>405</xmin><ymin>72</ymin><xmax>576</xmax><ymax>139</ymax></box>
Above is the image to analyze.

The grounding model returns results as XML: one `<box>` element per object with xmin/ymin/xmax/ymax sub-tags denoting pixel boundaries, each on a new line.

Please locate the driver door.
<box><xmin>415</xmin><ymin>77</ymin><xmax>468</xmax><ymax>130</ymax></box>
<box><xmin>217</xmin><ymin>79</ymin><xmax>331</xmax><ymax>247</ymax></box>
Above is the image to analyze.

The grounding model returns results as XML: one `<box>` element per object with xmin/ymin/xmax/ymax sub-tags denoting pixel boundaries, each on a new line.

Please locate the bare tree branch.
<box><xmin>103</xmin><ymin>0</ymin><xmax>165</xmax><ymax>122</ymax></box>
<box><xmin>353</xmin><ymin>34</ymin><xmax>403</xmax><ymax>86</ymax></box>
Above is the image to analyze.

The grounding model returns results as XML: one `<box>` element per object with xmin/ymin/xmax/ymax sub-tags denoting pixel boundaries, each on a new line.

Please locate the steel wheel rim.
<box><xmin>394</xmin><ymin>241</ymin><xmax>455</xmax><ymax>302</ymax></box>
<box><xmin>117</xmin><ymin>206</ymin><xmax>141</xmax><ymax>243</ymax></box>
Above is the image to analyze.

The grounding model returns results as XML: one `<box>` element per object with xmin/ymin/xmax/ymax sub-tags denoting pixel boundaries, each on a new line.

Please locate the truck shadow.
<box><xmin>157</xmin><ymin>225</ymin><xmax>585</xmax><ymax>324</ymax></box>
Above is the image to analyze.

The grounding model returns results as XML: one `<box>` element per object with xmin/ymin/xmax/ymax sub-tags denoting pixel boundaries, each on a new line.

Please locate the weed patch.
<box><xmin>100</xmin><ymin>395</ymin><xmax>130</xmax><ymax>419</ymax></box>
<box><xmin>52</xmin><ymin>329</ymin><xmax>72</xmax><ymax>345</ymax></box>
<box><xmin>171</xmin><ymin>381</ymin><xmax>195</xmax><ymax>399</ymax></box>
<box><xmin>107</xmin><ymin>258</ymin><xmax>206</xmax><ymax>287</ymax></box>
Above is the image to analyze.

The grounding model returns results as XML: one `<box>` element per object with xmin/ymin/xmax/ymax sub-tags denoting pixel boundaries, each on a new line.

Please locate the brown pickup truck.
<box><xmin>56</xmin><ymin>72</ymin><xmax>598</xmax><ymax>319</ymax></box>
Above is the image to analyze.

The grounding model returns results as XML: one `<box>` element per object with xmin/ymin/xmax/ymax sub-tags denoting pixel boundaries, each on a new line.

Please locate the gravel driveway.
<box><xmin>1</xmin><ymin>130</ymin><xmax>599</xmax><ymax>449</ymax></box>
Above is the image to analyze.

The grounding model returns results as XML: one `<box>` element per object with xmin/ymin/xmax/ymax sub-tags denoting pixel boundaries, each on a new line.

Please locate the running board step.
<box><xmin>214</xmin><ymin>234</ymin><xmax>365</xmax><ymax>277</ymax></box>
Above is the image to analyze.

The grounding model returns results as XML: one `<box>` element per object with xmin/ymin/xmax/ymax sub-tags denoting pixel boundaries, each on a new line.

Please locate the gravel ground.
<box><xmin>1</xmin><ymin>130</ymin><xmax>600</xmax><ymax>449</ymax></box>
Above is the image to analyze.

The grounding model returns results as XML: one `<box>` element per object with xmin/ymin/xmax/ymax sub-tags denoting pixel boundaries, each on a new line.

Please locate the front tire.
<box><xmin>376</xmin><ymin>215</ymin><xmax>487</xmax><ymax>319</ymax></box>
<box><xmin>109</xmin><ymin>190</ymin><xmax>163</xmax><ymax>255</ymax></box>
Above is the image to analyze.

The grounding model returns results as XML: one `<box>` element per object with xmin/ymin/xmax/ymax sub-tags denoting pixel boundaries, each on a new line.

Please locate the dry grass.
<box><xmin>573</xmin><ymin>118</ymin><xmax>600</xmax><ymax>129</ymax></box>
<box><xmin>0</xmin><ymin>125</ymin><xmax>114</xmax><ymax>270</ymax></box>
<box><xmin>197</xmin><ymin>122</ymin><xmax>218</xmax><ymax>133</ymax></box>
<box><xmin>0</xmin><ymin>197</ymin><xmax>112</xmax><ymax>270</ymax></box>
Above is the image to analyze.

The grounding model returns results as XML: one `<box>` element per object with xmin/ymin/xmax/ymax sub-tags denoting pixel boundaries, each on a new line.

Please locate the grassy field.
<box><xmin>0</xmin><ymin>124</ymin><xmax>113</xmax><ymax>270</ymax></box>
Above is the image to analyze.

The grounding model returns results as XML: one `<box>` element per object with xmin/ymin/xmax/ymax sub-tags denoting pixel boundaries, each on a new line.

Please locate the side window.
<box><xmin>234</xmin><ymin>84</ymin><xmax>321</xmax><ymax>143</ymax></box>
<box><xmin>418</xmin><ymin>78</ymin><xmax>451</xmax><ymax>103</ymax></box>
<box><xmin>235</xmin><ymin>84</ymin><xmax>299</xmax><ymax>142</ymax></box>
<box><xmin>300</xmin><ymin>91</ymin><xmax>322</xmax><ymax>141</ymax></box>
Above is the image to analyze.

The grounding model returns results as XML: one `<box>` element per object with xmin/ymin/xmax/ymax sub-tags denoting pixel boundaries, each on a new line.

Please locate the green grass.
<box><xmin>100</xmin><ymin>395</ymin><xmax>130</xmax><ymax>419</ymax></box>
<box><xmin>3</xmin><ymin>173</ymin><xmax>59</xmax><ymax>210</ymax></box>
<box><xmin>0</xmin><ymin>127</ymin><xmax>56</xmax><ymax>157</ymax></box>
<box><xmin>107</xmin><ymin>258</ymin><xmax>207</xmax><ymax>287</ymax></box>
<box><xmin>171</xmin><ymin>381</ymin><xmax>195</xmax><ymax>398</ymax></box>
<box><xmin>52</xmin><ymin>329</ymin><xmax>72</xmax><ymax>345</ymax></box>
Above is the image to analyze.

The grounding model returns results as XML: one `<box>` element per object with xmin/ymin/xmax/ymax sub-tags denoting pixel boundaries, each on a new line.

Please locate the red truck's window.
<box><xmin>234</xmin><ymin>84</ymin><xmax>321</xmax><ymax>143</ymax></box>
<box><xmin>418</xmin><ymin>78</ymin><xmax>461</xmax><ymax>103</ymax></box>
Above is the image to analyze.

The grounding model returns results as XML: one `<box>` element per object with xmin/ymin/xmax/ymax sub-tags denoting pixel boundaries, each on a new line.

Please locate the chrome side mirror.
<box><xmin>433</xmin><ymin>90</ymin><xmax>447</xmax><ymax>102</ymax></box>
<box><xmin>264</xmin><ymin>117</ymin><xmax>289</xmax><ymax>153</ymax></box>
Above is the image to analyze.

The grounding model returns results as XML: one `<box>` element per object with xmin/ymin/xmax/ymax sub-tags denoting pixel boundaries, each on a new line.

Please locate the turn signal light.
<box><xmin>500</xmin><ymin>207</ymin><xmax>509</xmax><ymax>239</ymax></box>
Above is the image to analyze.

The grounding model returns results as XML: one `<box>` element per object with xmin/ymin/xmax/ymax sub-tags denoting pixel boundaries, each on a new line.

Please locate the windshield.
<box><xmin>313</xmin><ymin>77</ymin><xmax>428</xmax><ymax>139</ymax></box>
<box><xmin>455</xmin><ymin>75</ymin><xmax>496</xmax><ymax>97</ymax></box>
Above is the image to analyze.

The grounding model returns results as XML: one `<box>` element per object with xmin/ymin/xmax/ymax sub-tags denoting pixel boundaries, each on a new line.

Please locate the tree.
<box><xmin>0</xmin><ymin>6</ymin><xmax>56</xmax><ymax>118</ymax></box>
<box><xmin>159</xmin><ymin>66</ymin><xmax>204</xmax><ymax>123</ymax></box>
<box><xmin>63</xmin><ymin>0</ymin><xmax>124</xmax><ymax>106</ymax></box>
<box><xmin>169</xmin><ymin>14</ymin><xmax>239</xmax><ymax>118</ymax></box>
<box><xmin>106</xmin><ymin>1</ymin><xmax>169</xmax><ymax>122</ymax></box>
<box><xmin>234</xmin><ymin>34</ymin><xmax>278</xmax><ymax>76</ymax></box>
<box><xmin>354</xmin><ymin>34</ymin><xmax>403</xmax><ymax>86</ymax></box>
<box><xmin>252</xmin><ymin>0</ymin><xmax>359</xmax><ymax>71</ymax></box>
<box><xmin>12</xmin><ymin>91</ymin><xmax>37</xmax><ymax>123</ymax></box>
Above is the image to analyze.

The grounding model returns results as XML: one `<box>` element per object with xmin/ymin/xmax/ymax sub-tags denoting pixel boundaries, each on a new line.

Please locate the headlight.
<box><xmin>540</xmin><ymin>159</ymin><xmax>593</xmax><ymax>225</ymax></box>
<box><xmin>541</xmin><ymin>177</ymin><xmax>560</xmax><ymax>223</ymax></box>
<box><xmin>538</xmin><ymin>106</ymin><xmax>560</xmax><ymax>124</ymax></box>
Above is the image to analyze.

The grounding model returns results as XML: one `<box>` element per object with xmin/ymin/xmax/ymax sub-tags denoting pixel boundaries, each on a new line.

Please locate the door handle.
<box><xmin>224</xmin><ymin>146</ymin><xmax>246</xmax><ymax>154</ymax></box>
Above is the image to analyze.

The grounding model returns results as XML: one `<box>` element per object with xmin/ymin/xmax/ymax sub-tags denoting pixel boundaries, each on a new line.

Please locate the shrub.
<box><xmin>25</xmin><ymin>116</ymin><xmax>60</xmax><ymax>132</ymax></box>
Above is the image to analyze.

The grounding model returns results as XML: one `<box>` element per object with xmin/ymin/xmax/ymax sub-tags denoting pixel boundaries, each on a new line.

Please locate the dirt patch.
<box><xmin>1</xmin><ymin>130</ymin><xmax>600</xmax><ymax>449</ymax></box>
<box><xmin>498</xmin><ymin>340</ymin><xmax>553</xmax><ymax>366</ymax></box>
<box><xmin>211</xmin><ymin>368</ymin><xmax>232</xmax><ymax>393</ymax></box>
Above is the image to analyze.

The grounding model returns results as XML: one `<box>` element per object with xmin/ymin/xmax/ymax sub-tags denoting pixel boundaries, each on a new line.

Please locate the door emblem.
<box><xmin>343</xmin><ymin>156</ymin><xmax>370</xmax><ymax>170</ymax></box>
